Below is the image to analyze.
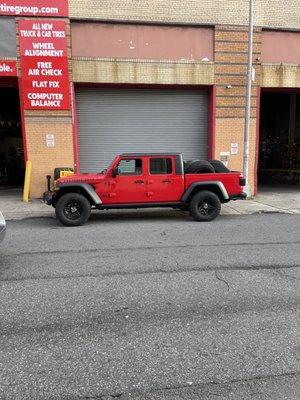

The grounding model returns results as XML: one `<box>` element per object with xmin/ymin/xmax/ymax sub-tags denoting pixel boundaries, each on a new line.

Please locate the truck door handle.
<box><xmin>162</xmin><ymin>180</ymin><xmax>172</xmax><ymax>183</ymax></box>
<box><xmin>134</xmin><ymin>180</ymin><xmax>144</xmax><ymax>184</ymax></box>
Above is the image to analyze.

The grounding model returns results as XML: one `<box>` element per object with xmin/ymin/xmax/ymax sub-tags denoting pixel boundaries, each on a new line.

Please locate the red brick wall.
<box><xmin>214</xmin><ymin>25</ymin><xmax>262</xmax><ymax>194</ymax></box>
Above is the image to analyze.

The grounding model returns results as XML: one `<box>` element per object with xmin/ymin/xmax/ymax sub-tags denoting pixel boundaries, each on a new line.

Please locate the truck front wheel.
<box><xmin>189</xmin><ymin>191</ymin><xmax>221</xmax><ymax>222</ymax></box>
<box><xmin>55</xmin><ymin>193</ymin><xmax>91</xmax><ymax>226</ymax></box>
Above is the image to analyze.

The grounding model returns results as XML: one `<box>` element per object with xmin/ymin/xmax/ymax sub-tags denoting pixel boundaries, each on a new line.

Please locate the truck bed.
<box><xmin>185</xmin><ymin>172</ymin><xmax>243</xmax><ymax>197</ymax></box>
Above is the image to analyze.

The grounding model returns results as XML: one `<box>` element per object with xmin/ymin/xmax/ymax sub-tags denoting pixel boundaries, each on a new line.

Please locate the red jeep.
<box><xmin>43</xmin><ymin>153</ymin><xmax>246</xmax><ymax>226</ymax></box>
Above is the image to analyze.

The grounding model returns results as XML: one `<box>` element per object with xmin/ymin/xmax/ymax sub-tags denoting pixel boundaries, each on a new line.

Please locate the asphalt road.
<box><xmin>0</xmin><ymin>210</ymin><xmax>299</xmax><ymax>400</ymax></box>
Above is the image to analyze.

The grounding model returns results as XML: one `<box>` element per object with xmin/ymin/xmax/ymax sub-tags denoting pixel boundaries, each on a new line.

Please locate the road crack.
<box><xmin>215</xmin><ymin>271</ymin><xmax>230</xmax><ymax>290</ymax></box>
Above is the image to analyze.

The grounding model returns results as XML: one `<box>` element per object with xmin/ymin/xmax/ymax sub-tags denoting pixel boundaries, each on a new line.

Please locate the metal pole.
<box><xmin>243</xmin><ymin>0</ymin><xmax>254</xmax><ymax>197</ymax></box>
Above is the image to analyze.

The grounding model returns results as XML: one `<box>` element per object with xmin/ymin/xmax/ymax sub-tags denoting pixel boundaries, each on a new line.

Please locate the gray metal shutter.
<box><xmin>76</xmin><ymin>88</ymin><xmax>208</xmax><ymax>172</ymax></box>
<box><xmin>0</xmin><ymin>18</ymin><xmax>17</xmax><ymax>57</ymax></box>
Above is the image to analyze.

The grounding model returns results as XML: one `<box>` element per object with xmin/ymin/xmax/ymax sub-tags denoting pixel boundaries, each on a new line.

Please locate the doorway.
<box><xmin>258</xmin><ymin>92</ymin><xmax>300</xmax><ymax>187</ymax></box>
<box><xmin>0</xmin><ymin>85</ymin><xmax>24</xmax><ymax>188</ymax></box>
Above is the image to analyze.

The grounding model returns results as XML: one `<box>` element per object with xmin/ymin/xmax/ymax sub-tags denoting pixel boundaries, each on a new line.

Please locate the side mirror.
<box><xmin>112</xmin><ymin>167</ymin><xmax>120</xmax><ymax>178</ymax></box>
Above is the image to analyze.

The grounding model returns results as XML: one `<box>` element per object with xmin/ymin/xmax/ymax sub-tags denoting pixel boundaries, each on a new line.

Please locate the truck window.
<box><xmin>118</xmin><ymin>159</ymin><xmax>142</xmax><ymax>175</ymax></box>
<box><xmin>150</xmin><ymin>158</ymin><xmax>172</xmax><ymax>175</ymax></box>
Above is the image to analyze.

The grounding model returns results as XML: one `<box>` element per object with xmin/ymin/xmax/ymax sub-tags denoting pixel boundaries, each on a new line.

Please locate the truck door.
<box><xmin>146</xmin><ymin>156</ymin><xmax>184</xmax><ymax>202</ymax></box>
<box><xmin>106</xmin><ymin>157</ymin><xmax>147</xmax><ymax>204</ymax></box>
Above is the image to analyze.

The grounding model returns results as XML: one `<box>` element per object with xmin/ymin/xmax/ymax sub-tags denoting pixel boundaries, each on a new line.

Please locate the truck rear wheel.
<box><xmin>55</xmin><ymin>193</ymin><xmax>91</xmax><ymax>226</ymax></box>
<box><xmin>189</xmin><ymin>191</ymin><xmax>221</xmax><ymax>222</ymax></box>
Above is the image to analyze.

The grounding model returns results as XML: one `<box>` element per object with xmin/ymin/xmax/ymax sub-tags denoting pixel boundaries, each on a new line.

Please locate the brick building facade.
<box><xmin>0</xmin><ymin>1</ymin><xmax>299</xmax><ymax>197</ymax></box>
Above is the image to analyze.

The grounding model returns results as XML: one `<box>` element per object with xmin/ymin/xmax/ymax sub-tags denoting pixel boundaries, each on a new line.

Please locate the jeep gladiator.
<box><xmin>43</xmin><ymin>153</ymin><xmax>246</xmax><ymax>226</ymax></box>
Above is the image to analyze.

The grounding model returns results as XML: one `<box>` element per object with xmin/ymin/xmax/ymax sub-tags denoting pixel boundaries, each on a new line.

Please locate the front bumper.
<box><xmin>229</xmin><ymin>192</ymin><xmax>247</xmax><ymax>201</ymax></box>
<box><xmin>0</xmin><ymin>211</ymin><xmax>6</xmax><ymax>242</ymax></box>
<box><xmin>43</xmin><ymin>191</ymin><xmax>55</xmax><ymax>206</ymax></box>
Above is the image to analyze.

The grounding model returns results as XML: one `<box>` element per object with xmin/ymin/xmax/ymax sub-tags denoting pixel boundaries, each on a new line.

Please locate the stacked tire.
<box><xmin>184</xmin><ymin>160</ymin><xmax>215</xmax><ymax>174</ymax></box>
<box><xmin>209</xmin><ymin>160</ymin><xmax>230</xmax><ymax>173</ymax></box>
<box><xmin>184</xmin><ymin>159</ymin><xmax>229</xmax><ymax>174</ymax></box>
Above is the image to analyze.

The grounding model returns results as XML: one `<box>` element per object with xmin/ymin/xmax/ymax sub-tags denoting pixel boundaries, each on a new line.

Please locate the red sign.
<box><xmin>0</xmin><ymin>60</ymin><xmax>17</xmax><ymax>76</ymax></box>
<box><xmin>19</xmin><ymin>20</ymin><xmax>70</xmax><ymax>110</ymax></box>
<box><xmin>0</xmin><ymin>0</ymin><xmax>68</xmax><ymax>17</ymax></box>
<box><xmin>19</xmin><ymin>20</ymin><xmax>68</xmax><ymax>57</ymax></box>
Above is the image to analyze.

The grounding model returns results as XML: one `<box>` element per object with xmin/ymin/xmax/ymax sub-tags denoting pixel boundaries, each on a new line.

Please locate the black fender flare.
<box><xmin>57</xmin><ymin>183</ymin><xmax>102</xmax><ymax>205</ymax></box>
<box><xmin>181</xmin><ymin>181</ymin><xmax>229</xmax><ymax>203</ymax></box>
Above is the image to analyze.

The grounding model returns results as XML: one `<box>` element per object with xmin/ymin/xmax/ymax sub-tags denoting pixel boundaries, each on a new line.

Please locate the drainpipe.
<box><xmin>243</xmin><ymin>0</ymin><xmax>254</xmax><ymax>197</ymax></box>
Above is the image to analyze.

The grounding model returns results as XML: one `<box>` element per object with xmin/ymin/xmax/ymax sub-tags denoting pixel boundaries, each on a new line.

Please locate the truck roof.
<box><xmin>121</xmin><ymin>153</ymin><xmax>182</xmax><ymax>157</ymax></box>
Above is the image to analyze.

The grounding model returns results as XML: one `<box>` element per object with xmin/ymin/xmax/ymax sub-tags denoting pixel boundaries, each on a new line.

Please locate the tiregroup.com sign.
<box><xmin>19</xmin><ymin>20</ymin><xmax>70</xmax><ymax>110</ymax></box>
<box><xmin>0</xmin><ymin>1</ymin><xmax>68</xmax><ymax>17</ymax></box>
<box><xmin>0</xmin><ymin>60</ymin><xmax>17</xmax><ymax>76</ymax></box>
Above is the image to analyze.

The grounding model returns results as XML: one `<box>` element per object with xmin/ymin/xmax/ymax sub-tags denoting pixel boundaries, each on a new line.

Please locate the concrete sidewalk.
<box><xmin>0</xmin><ymin>186</ymin><xmax>299</xmax><ymax>221</ymax></box>
<box><xmin>223</xmin><ymin>186</ymin><xmax>300</xmax><ymax>216</ymax></box>
<box><xmin>0</xmin><ymin>189</ymin><xmax>53</xmax><ymax>221</ymax></box>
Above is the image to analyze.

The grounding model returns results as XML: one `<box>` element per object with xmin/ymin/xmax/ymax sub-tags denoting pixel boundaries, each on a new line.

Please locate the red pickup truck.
<box><xmin>43</xmin><ymin>153</ymin><xmax>246</xmax><ymax>226</ymax></box>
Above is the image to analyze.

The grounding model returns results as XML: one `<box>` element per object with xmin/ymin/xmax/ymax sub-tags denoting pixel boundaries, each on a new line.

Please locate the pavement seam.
<box><xmin>3</xmin><ymin>239</ymin><xmax>300</xmax><ymax>258</ymax></box>
<box><xmin>72</xmin><ymin>371</ymin><xmax>300</xmax><ymax>399</ymax></box>
<box><xmin>1</xmin><ymin>263</ymin><xmax>299</xmax><ymax>283</ymax></box>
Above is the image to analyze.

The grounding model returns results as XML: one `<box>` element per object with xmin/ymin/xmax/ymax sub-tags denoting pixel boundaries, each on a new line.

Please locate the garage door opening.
<box><xmin>75</xmin><ymin>87</ymin><xmax>209</xmax><ymax>173</ymax></box>
<box><xmin>0</xmin><ymin>85</ymin><xmax>24</xmax><ymax>188</ymax></box>
<box><xmin>258</xmin><ymin>92</ymin><xmax>300</xmax><ymax>188</ymax></box>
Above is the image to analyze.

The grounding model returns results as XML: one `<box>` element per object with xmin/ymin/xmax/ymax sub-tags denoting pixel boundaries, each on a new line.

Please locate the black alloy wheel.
<box><xmin>63</xmin><ymin>200</ymin><xmax>83</xmax><ymax>220</ymax></box>
<box><xmin>189</xmin><ymin>190</ymin><xmax>221</xmax><ymax>222</ymax></box>
<box><xmin>55</xmin><ymin>193</ymin><xmax>91</xmax><ymax>226</ymax></box>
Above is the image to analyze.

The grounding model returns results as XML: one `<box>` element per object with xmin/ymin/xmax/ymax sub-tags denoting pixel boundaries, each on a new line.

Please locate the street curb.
<box><xmin>3</xmin><ymin>207</ymin><xmax>299</xmax><ymax>222</ymax></box>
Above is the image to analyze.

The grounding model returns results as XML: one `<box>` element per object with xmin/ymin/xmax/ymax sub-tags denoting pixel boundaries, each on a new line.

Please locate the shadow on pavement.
<box><xmin>6</xmin><ymin>208</ymin><xmax>240</xmax><ymax>229</ymax></box>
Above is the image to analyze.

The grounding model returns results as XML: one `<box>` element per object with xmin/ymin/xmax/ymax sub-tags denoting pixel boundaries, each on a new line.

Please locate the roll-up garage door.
<box><xmin>76</xmin><ymin>88</ymin><xmax>208</xmax><ymax>172</ymax></box>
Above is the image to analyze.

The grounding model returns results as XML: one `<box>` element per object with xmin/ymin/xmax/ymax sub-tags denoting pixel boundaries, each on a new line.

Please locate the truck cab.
<box><xmin>98</xmin><ymin>153</ymin><xmax>185</xmax><ymax>204</ymax></box>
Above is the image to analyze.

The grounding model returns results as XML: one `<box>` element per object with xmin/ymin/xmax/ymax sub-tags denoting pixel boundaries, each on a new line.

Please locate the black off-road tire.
<box><xmin>185</xmin><ymin>160</ymin><xmax>215</xmax><ymax>174</ymax></box>
<box><xmin>55</xmin><ymin>193</ymin><xmax>91</xmax><ymax>227</ymax></box>
<box><xmin>184</xmin><ymin>160</ymin><xmax>196</xmax><ymax>172</ymax></box>
<box><xmin>209</xmin><ymin>160</ymin><xmax>230</xmax><ymax>173</ymax></box>
<box><xmin>189</xmin><ymin>190</ymin><xmax>221</xmax><ymax>222</ymax></box>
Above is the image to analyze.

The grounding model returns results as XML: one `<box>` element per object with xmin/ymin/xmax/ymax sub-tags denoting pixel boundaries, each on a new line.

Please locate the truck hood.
<box><xmin>57</xmin><ymin>173</ymin><xmax>105</xmax><ymax>185</ymax></box>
